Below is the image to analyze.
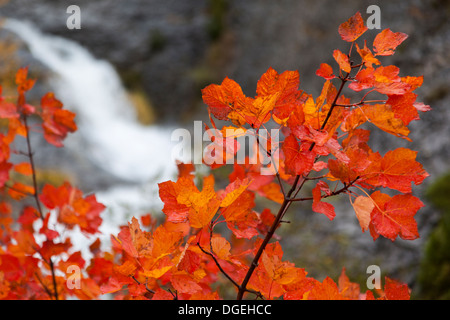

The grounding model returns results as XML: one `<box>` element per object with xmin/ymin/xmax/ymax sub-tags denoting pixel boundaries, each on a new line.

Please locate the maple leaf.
<box><xmin>316</xmin><ymin>63</ymin><xmax>335</xmax><ymax>80</ymax></box>
<box><xmin>373</xmin><ymin>29</ymin><xmax>408</xmax><ymax>56</ymax></box>
<box><xmin>343</xmin><ymin>104</ymin><xmax>411</xmax><ymax>140</ymax></box>
<box><xmin>338</xmin><ymin>268</ymin><xmax>361</xmax><ymax>299</ymax></box>
<box><xmin>221</xmin><ymin>190</ymin><xmax>258</xmax><ymax>239</ymax></box>
<box><xmin>333</xmin><ymin>49</ymin><xmax>351</xmax><ymax>73</ymax></box>
<box><xmin>355</xmin><ymin>41</ymin><xmax>380</xmax><ymax>68</ymax></box>
<box><xmin>312</xmin><ymin>181</ymin><xmax>335</xmax><ymax>220</ymax></box>
<box><xmin>40</xmin><ymin>93</ymin><xmax>77</xmax><ymax>147</ymax></box>
<box><xmin>307</xmin><ymin>276</ymin><xmax>347</xmax><ymax>300</ymax></box>
<box><xmin>282</xmin><ymin>134</ymin><xmax>315</xmax><ymax>177</ymax></box>
<box><xmin>202</xmin><ymin>77</ymin><xmax>253</xmax><ymax>126</ymax></box>
<box><xmin>39</xmin><ymin>182</ymin><xmax>105</xmax><ymax>234</ymax></box>
<box><xmin>363</xmin><ymin>148</ymin><xmax>429</xmax><ymax>193</ymax></box>
<box><xmin>350</xmin><ymin>195</ymin><xmax>374</xmax><ymax>232</ymax></box>
<box><xmin>219</xmin><ymin>177</ymin><xmax>251</xmax><ymax>207</ymax></box>
<box><xmin>369</xmin><ymin>191</ymin><xmax>424</xmax><ymax>241</ymax></box>
<box><xmin>261</xmin><ymin>249</ymin><xmax>298</xmax><ymax>285</ymax></box>
<box><xmin>158</xmin><ymin>178</ymin><xmax>195</xmax><ymax>223</ymax></box>
<box><xmin>338</xmin><ymin>11</ymin><xmax>368</xmax><ymax>42</ymax></box>
<box><xmin>383</xmin><ymin>277</ymin><xmax>411</xmax><ymax>300</ymax></box>
<box><xmin>256</xmin><ymin>67</ymin><xmax>302</xmax><ymax>123</ymax></box>
<box><xmin>170</xmin><ymin>272</ymin><xmax>202</xmax><ymax>295</ymax></box>
<box><xmin>210</xmin><ymin>236</ymin><xmax>231</xmax><ymax>260</ymax></box>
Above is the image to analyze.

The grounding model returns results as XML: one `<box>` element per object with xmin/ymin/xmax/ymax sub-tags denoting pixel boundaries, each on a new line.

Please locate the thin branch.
<box><xmin>236</xmin><ymin>69</ymin><xmax>352</xmax><ymax>300</ymax></box>
<box><xmin>197</xmin><ymin>242</ymin><xmax>240</xmax><ymax>289</ymax></box>
<box><xmin>34</xmin><ymin>272</ymin><xmax>54</xmax><ymax>300</ymax></box>
<box><xmin>22</xmin><ymin>115</ymin><xmax>44</xmax><ymax>220</ymax></box>
<box><xmin>131</xmin><ymin>275</ymin><xmax>155</xmax><ymax>295</ymax></box>
<box><xmin>289</xmin><ymin>176</ymin><xmax>360</xmax><ymax>202</ymax></box>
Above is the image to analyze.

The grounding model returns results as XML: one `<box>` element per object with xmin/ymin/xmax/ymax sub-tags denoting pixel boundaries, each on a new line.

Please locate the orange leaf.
<box><xmin>350</xmin><ymin>195</ymin><xmax>374</xmax><ymax>232</ymax></box>
<box><xmin>364</xmin><ymin>148</ymin><xmax>429</xmax><ymax>193</ymax></box>
<box><xmin>201</xmin><ymin>77</ymin><xmax>253</xmax><ymax>126</ymax></box>
<box><xmin>312</xmin><ymin>182</ymin><xmax>335</xmax><ymax>220</ymax></box>
<box><xmin>282</xmin><ymin>134</ymin><xmax>315</xmax><ymax>176</ymax></box>
<box><xmin>338</xmin><ymin>268</ymin><xmax>361</xmax><ymax>299</ymax></box>
<box><xmin>8</xmin><ymin>182</ymin><xmax>34</xmax><ymax>200</ymax></box>
<box><xmin>307</xmin><ymin>276</ymin><xmax>346</xmax><ymax>300</ymax></box>
<box><xmin>211</xmin><ymin>236</ymin><xmax>231</xmax><ymax>260</ymax></box>
<box><xmin>220</xmin><ymin>177</ymin><xmax>251</xmax><ymax>207</ymax></box>
<box><xmin>383</xmin><ymin>277</ymin><xmax>411</xmax><ymax>300</ymax></box>
<box><xmin>338</xmin><ymin>12</ymin><xmax>368</xmax><ymax>42</ymax></box>
<box><xmin>14</xmin><ymin>162</ymin><xmax>32</xmax><ymax>176</ymax></box>
<box><xmin>333</xmin><ymin>49</ymin><xmax>351</xmax><ymax>73</ymax></box>
<box><xmin>373</xmin><ymin>28</ymin><xmax>408</xmax><ymax>56</ymax></box>
<box><xmin>316</xmin><ymin>63</ymin><xmax>335</xmax><ymax>80</ymax></box>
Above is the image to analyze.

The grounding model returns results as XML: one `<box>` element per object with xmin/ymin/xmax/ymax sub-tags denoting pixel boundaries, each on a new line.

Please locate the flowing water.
<box><xmin>2</xmin><ymin>19</ymin><xmax>181</xmax><ymax>254</ymax></box>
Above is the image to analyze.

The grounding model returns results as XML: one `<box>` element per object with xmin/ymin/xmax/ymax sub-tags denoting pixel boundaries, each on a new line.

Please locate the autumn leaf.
<box><xmin>350</xmin><ymin>195</ymin><xmax>374</xmax><ymax>232</ymax></box>
<box><xmin>383</xmin><ymin>277</ymin><xmax>411</xmax><ymax>300</ymax></box>
<box><xmin>256</xmin><ymin>67</ymin><xmax>303</xmax><ymax>123</ymax></box>
<box><xmin>211</xmin><ymin>236</ymin><xmax>231</xmax><ymax>260</ymax></box>
<box><xmin>338</xmin><ymin>268</ymin><xmax>361</xmax><ymax>299</ymax></box>
<box><xmin>373</xmin><ymin>29</ymin><xmax>408</xmax><ymax>56</ymax></box>
<box><xmin>202</xmin><ymin>77</ymin><xmax>253</xmax><ymax>126</ymax></box>
<box><xmin>338</xmin><ymin>11</ymin><xmax>368</xmax><ymax>42</ymax></box>
<box><xmin>219</xmin><ymin>177</ymin><xmax>251</xmax><ymax>207</ymax></box>
<box><xmin>355</xmin><ymin>41</ymin><xmax>380</xmax><ymax>68</ymax></box>
<box><xmin>40</xmin><ymin>92</ymin><xmax>77</xmax><ymax>147</ymax></box>
<box><xmin>333</xmin><ymin>49</ymin><xmax>351</xmax><ymax>73</ymax></box>
<box><xmin>363</xmin><ymin>148</ymin><xmax>429</xmax><ymax>193</ymax></box>
<box><xmin>282</xmin><ymin>134</ymin><xmax>315</xmax><ymax>176</ymax></box>
<box><xmin>312</xmin><ymin>182</ymin><xmax>335</xmax><ymax>220</ymax></box>
<box><xmin>307</xmin><ymin>276</ymin><xmax>346</xmax><ymax>300</ymax></box>
<box><xmin>13</xmin><ymin>162</ymin><xmax>32</xmax><ymax>176</ymax></box>
<box><xmin>369</xmin><ymin>191</ymin><xmax>424</xmax><ymax>241</ymax></box>
<box><xmin>316</xmin><ymin>63</ymin><xmax>335</xmax><ymax>80</ymax></box>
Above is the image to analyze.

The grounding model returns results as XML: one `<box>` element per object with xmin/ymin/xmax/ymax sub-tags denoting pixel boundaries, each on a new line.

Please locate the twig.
<box><xmin>236</xmin><ymin>69</ymin><xmax>352</xmax><ymax>300</ymax></box>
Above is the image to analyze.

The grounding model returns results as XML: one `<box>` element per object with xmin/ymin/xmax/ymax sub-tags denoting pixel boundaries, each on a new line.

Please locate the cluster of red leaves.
<box><xmin>0</xmin><ymin>12</ymin><xmax>429</xmax><ymax>300</ymax></box>
<box><xmin>0</xmin><ymin>68</ymin><xmax>105</xmax><ymax>300</ymax></box>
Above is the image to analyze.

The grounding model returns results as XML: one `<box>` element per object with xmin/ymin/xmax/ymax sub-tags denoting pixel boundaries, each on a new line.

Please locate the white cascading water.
<box><xmin>2</xmin><ymin>19</ymin><xmax>182</xmax><ymax>255</ymax></box>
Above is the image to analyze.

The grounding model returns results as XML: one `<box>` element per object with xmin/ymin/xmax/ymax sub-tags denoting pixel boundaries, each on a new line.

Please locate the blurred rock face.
<box><xmin>2</xmin><ymin>0</ymin><xmax>448</xmax><ymax>124</ymax></box>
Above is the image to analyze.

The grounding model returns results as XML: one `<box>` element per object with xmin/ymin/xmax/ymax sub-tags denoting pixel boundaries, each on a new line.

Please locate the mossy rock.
<box><xmin>417</xmin><ymin>172</ymin><xmax>450</xmax><ymax>299</ymax></box>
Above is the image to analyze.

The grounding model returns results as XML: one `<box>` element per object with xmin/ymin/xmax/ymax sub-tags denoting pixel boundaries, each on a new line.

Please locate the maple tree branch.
<box><xmin>131</xmin><ymin>275</ymin><xmax>155</xmax><ymax>295</ymax></box>
<box><xmin>20</xmin><ymin>100</ymin><xmax>59</xmax><ymax>300</ymax></box>
<box><xmin>289</xmin><ymin>176</ymin><xmax>360</xmax><ymax>201</ymax></box>
<box><xmin>197</xmin><ymin>242</ymin><xmax>240</xmax><ymax>289</ymax></box>
<box><xmin>34</xmin><ymin>272</ymin><xmax>54</xmax><ymax>300</ymax></box>
<box><xmin>3</xmin><ymin>183</ymin><xmax>33</xmax><ymax>197</ymax></box>
<box><xmin>237</xmin><ymin>70</ymin><xmax>352</xmax><ymax>300</ymax></box>
<box><xmin>22</xmin><ymin>114</ymin><xmax>44</xmax><ymax>220</ymax></box>
<box><xmin>197</xmin><ymin>241</ymin><xmax>263</xmax><ymax>299</ymax></box>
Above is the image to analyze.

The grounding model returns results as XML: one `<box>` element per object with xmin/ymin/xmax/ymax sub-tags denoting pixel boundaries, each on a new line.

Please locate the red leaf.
<box><xmin>383</xmin><ymin>277</ymin><xmax>411</xmax><ymax>300</ymax></box>
<box><xmin>373</xmin><ymin>29</ymin><xmax>408</xmax><ymax>56</ymax></box>
<box><xmin>338</xmin><ymin>12</ymin><xmax>368</xmax><ymax>42</ymax></box>
<box><xmin>282</xmin><ymin>134</ymin><xmax>315</xmax><ymax>176</ymax></box>
<box><xmin>312</xmin><ymin>182</ymin><xmax>335</xmax><ymax>220</ymax></box>
<box><xmin>333</xmin><ymin>50</ymin><xmax>351</xmax><ymax>73</ymax></box>
<box><xmin>316</xmin><ymin>63</ymin><xmax>335</xmax><ymax>80</ymax></box>
<box><xmin>369</xmin><ymin>191</ymin><xmax>423</xmax><ymax>241</ymax></box>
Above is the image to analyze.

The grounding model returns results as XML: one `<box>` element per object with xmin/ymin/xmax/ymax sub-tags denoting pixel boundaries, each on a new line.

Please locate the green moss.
<box><xmin>417</xmin><ymin>172</ymin><xmax>450</xmax><ymax>299</ymax></box>
<box><xmin>148</xmin><ymin>28</ymin><xmax>167</xmax><ymax>53</ymax></box>
<box><xmin>207</xmin><ymin>0</ymin><xmax>228</xmax><ymax>40</ymax></box>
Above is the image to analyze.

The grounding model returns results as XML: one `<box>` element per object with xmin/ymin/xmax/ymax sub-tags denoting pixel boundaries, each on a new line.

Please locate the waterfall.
<box><xmin>2</xmin><ymin>19</ymin><xmax>182</xmax><ymax>254</ymax></box>
<box><xmin>2</xmin><ymin>19</ymin><xmax>176</xmax><ymax>183</ymax></box>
